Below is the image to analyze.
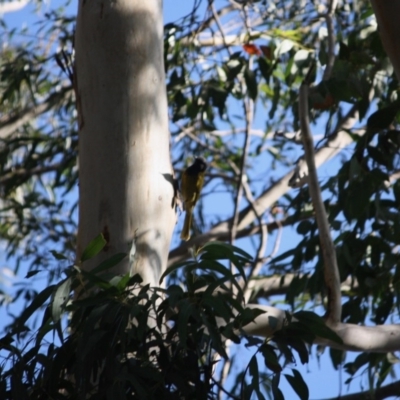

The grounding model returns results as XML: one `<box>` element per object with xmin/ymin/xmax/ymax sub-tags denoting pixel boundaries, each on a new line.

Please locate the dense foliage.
<box><xmin>1</xmin><ymin>237</ymin><xmax>344</xmax><ymax>399</ymax></box>
<box><xmin>1</xmin><ymin>0</ymin><xmax>400</xmax><ymax>398</ymax></box>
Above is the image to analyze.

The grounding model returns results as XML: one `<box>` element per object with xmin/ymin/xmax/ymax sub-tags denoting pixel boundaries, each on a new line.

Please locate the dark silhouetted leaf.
<box><xmin>284</xmin><ymin>369</ymin><xmax>309</xmax><ymax>400</ymax></box>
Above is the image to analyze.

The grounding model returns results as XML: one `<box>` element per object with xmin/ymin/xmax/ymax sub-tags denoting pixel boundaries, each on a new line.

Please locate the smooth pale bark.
<box><xmin>243</xmin><ymin>305</ymin><xmax>400</xmax><ymax>352</ymax></box>
<box><xmin>370</xmin><ymin>0</ymin><xmax>400</xmax><ymax>81</ymax></box>
<box><xmin>75</xmin><ymin>0</ymin><xmax>175</xmax><ymax>286</ymax></box>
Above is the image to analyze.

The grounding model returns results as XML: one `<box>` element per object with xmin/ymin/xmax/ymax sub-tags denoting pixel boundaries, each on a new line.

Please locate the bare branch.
<box><xmin>241</xmin><ymin>178</ymin><xmax>268</xmax><ymax>303</ymax></box>
<box><xmin>321</xmin><ymin>0</ymin><xmax>338</xmax><ymax>81</ymax></box>
<box><xmin>242</xmin><ymin>305</ymin><xmax>400</xmax><ymax>353</ymax></box>
<box><xmin>324</xmin><ymin>380</ymin><xmax>400</xmax><ymax>400</ymax></box>
<box><xmin>230</xmin><ymin>99</ymin><xmax>253</xmax><ymax>245</ymax></box>
<box><xmin>209</xmin><ymin>1</ymin><xmax>233</xmax><ymax>56</ymax></box>
<box><xmin>0</xmin><ymin>159</ymin><xmax>74</xmax><ymax>186</ymax></box>
<box><xmin>299</xmin><ymin>80</ymin><xmax>341</xmax><ymax>323</ymax></box>
<box><xmin>248</xmin><ymin>273</ymin><xmax>358</xmax><ymax>300</ymax></box>
<box><xmin>181</xmin><ymin>4</ymin><xmax>234</xmax><ymax>41</ymax></box>
<box><xmin>0</xmin><ymin>88</ymin><xmax>72</xmax><ymax>139</ymax></box>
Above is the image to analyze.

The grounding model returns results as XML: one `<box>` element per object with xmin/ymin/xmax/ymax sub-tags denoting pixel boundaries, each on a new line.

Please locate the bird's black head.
<box><xmin>186</xmin><ymin>157</ymin><xmax>207</xmax><ymax>175</ymax></box>
<box><xmin>194</xmin><ymin>157</ymin><xmax>207</xmax><ymax>172</ymax></box>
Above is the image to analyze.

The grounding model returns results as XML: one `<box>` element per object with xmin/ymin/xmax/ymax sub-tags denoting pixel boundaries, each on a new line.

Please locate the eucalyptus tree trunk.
<box><xmin>369</xmin><ymin>0</ymin><xmax>400</xmax><ymax>81</ymax></box>
<box><xmin>75</xmin><ymin>0</ymin><xmax>175</xmax><ymax>286</ymax></box>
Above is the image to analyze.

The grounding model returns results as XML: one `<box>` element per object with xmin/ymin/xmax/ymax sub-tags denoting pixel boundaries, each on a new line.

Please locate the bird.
<box><xmin>180</xmin><ymin>157</ymin><xmax>207</xmax><ymax>241</ymax></box>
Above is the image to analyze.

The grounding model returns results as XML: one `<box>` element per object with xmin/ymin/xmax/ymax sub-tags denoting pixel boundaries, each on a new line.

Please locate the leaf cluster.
<box><xmin>0</xmin><ymin>242</ymin><xmax>269</xmax><ymax>399</ymax></box>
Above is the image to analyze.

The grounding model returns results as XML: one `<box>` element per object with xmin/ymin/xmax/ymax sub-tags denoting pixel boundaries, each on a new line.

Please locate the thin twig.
<box><xmin>299</xmin><ymin>77</ymin><xmax>341</xmax><ymax>323</ymax></box>
<box><xmin>0</xmin><ymin>88</ymin><xmax>72</xmax><ymax>139</ymax></box>
<box><xmin>0</xmin><ymin>158</ymin><xmax>74</xmax><ymax>185</ymax></box>
<box><xmin>241</xmin><ymin>181</ymin><xmax>268</xmax><ymax>303</ymax></box>
<box><xmin>217</xmin><ymin>340</ymin><xmax>233</xmax><ymax>400</ymax></box>
<box><xmin>324</xmin><ymin>379</ymin><xmax>400</xmax><ymax>400</ymax></box>
<box><xmin>230</xmin><ymin>98</ymin><xmax>253</xmax><ymax>291</ymax></box>
<box><xmin>241</xmin><ymin>219</ymin><xmax>281</xmax><ymax>301</ymax></box>
<box><xmin>213</xmin><ymin>363</ymin><xmax>241</xmax><ymax>400</ymax></box>
<box><xmin>182</xmin><ymin>4</ymin><xmax>234</xmax><ymax>41</ymax></box>
<box><xmin>322</xmin><ymin>0</ymin><xmax>338</xmax><ymax>81</ymax></box>
<box><xmin>209</xmin><ymin>0</ymin><xmax>233</xmax><ymax>56</ymax></box>
<box><xmin>207</xmin><ymin>0</ymin><xmax>255</xmax><ymax>253</ymax></box>
<box><xmin>265</xmin><ymin>220</ymin><xmax>282</xmax><ymax>261</ymax></box>
<box><xmin>168</xmin><ymin>211</ymin><xmax>313</xmax><ymax>266</ymax></box>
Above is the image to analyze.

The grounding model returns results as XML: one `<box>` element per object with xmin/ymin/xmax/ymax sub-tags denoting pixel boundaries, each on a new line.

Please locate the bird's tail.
<box><xmin>180</xmin><ymin>208</ymin><xmax>193</xmax><ymax>241</ymax></box>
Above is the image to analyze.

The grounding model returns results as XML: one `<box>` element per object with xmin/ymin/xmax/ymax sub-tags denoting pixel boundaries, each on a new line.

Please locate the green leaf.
<box><xmin>344</xmin><ymin>352</ymin><xmax>370</xmax><ymax>376</ymax></box>
<box><xmin>249</xmin><ymin>354</ymin><xmax>260</xmax><ymax>385</ymax></box>
<box><xmin>78</xmin><ymin>268</ymin><xmax>112</xmax><ymax>291</ymax></box>
<box><xmin>344</xmin><ymin>181</ymin><xmax>371</xmax><ymax>220</ymax></box>
<box><xmin>284</xmin><ymin>369</ymin><xmax>309</xmax><ymax>400</ymax></box>
<box><xmin>17</xmin><ymin>285</ymin><xmax>56</xmax><ymax>329</ymax></box>
<box><xmin>36</xmin><ymin>318</ymin><xmax>58</xmax><ymax>347</ymax></box>
<box><xmin>199</xmin><ymin>241</ymin><xmax>252</xmax><ymax>282</ymax></box>
<box><xmin>80</xmin><ymin>233</ymin><xmax>107</xmax><ymax>262</ymax></box>
<box><xmin>270</xmin><ymin>248</ymin><xmax>297</xmax><ymax>263</ymax></box>
<box><xmin>235</xmin><ymin>307</ymin><xmax>265</xmax><ymax>328</ymax></box>
<box><xmin>338</xmin><ymin>41</ymin><xmax>350</xmax><ymax>60</ymax></box>
<box><xmin>244</xmin><ymin>66</ymin><xmax>258</xmax><ymax>100</ymax></box>
<box><xmin>286</xmin><ymin>337</ymin><xmax>309</xmax><ymax>364</ymax></box>
<box><xmin>51</xmin><ymin>277</ymin><xmax>72</xmax><ymax>322</ymax></box>
<box><xmin>330</xmin><ymin>348</ymin><xmax>345</xmax><ymax>370</ymax></box>
<box><xmin>296</xmin><ymin>220</ymin><xmax>313</xmax><ymax>235</ymax></box>
<box><xmin>159</xmin><ymin>260</ymin><xmax>197</xmax><ymax>284</ymax></box>
<box><xmin>0</xmin><ymin>334</ymin><xmax>19</xmax><ymax>355</ymax></box>
<box><xmin>294</xmin><ymin>311</ymin><xmax>343</xmax><ymax>344</ymax></box>
<box><xmin>258</xmin><ymin>57</ymin><xmax>272</xmax><ymax>81</ymax></box>
<box><xmin>200</xmin><ymin>241</ymin><xmax>253</xmax><ymax>262</ymax></box>
<box><xmin>50</xmin><ymin>250</ymin><xmax>69</xmax><ymax>260</ymax></box>
<box><xmin>25</xmin><ymin>270</ymin><xmax>43</xmax><ymax>278</ymax></box>
<box><xmin>272</xmin><ymin>374</ymin><xmax>284</xmax><ymax>400</ymax></box>
<box><xmin>248</xmin><ymin>354</ymin><xmax>266</xmax><ymax>400</ymax></box>
<box><xmin>196</xmin><ymin>259</ymin><xmax>243</xmax><ymax>294</ymax></box>
<box><xmin>260</xmin><ymin>344</ymin><xmax>282</xmax><ymax>373</ymax></box>
<box><xmin>367</xmin><ymin>146</ymin><xmax>391</xmax><ymax>167</ymax></box>
<box><xmin>394</xmin><ymin>180</ymin><xmax>400</xmax><ymax>205</ymax></box>
<box><xmin>177</xmin><ymin>300</ymin><xmax>194</xmax><ymax>347</ymax></box>
<box><xmin>367</xmin><ymin>103</ymin><xmax>400</xmax><ymax>132</ymax></box>
<box><xmin>116</xmin><ymin>273</ymin><xmax>131</xmax><ymax>291</ymax></box>
<box><xmin>91</xmin><ymin>252</ymin><xmax>127</xmax><ymax>275</ymax></box>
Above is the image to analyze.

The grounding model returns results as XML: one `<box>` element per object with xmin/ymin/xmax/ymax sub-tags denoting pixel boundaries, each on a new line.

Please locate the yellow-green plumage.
<box><xmin>180</xmin><ymin>157</ymin><xmax>207</xmax><ymax>241</ymax></box>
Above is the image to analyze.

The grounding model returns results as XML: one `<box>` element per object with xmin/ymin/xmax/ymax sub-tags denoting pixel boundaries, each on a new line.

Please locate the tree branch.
<box><xmin>241</xmin><ymin>182</ymin><xmax>269</xmax><ymax>303</ymax></box>
<box><xmin>0</xmin><ymin>159</ymin><xmax>74</xmax><ymax>186</ymax></box>
<box><xmin>299</xmin><ymin>80</ymin><xmax>341</xmax><ymax>323</ymax></box>
<box><xmin>321</xmin><ymin>0</ymin><xmax>338</xmax><ymax>81</ymax></box>
<box><xmin>324</xmin><ymin>379</ymin><xmax>400</xmax><ymax>400</ymax></box>
<box><xmin>242</xmin><ymin>304</ymin><xmax>400</xmax><ymax>353</ymax></box>
<box><xmin>248</xmin><ymin>273</ymin><xmax>358</xmax><ymax>300</ymax></box>
<box><xmin>230</xmin><ymin>99</ymin><xmax>253</xmax><ymax>245</ymax></box>
<box><xmin>0</xmin><ymin>87</ymin><xmax>72</xmax><ymax>139</ymax></box>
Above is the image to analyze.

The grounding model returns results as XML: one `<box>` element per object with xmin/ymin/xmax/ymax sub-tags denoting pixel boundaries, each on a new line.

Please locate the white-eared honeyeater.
<box><xmin>180</xmin><ymin>157</ymin><xmax>207</xmax><ymax>241</ymax></box>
